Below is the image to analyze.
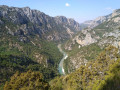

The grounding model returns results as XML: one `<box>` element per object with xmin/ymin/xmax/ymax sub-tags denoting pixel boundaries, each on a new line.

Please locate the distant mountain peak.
<box><xmin>81</xmin><ymin>8</ymin><xmax>120</xmax><ymax>28</ymax></box>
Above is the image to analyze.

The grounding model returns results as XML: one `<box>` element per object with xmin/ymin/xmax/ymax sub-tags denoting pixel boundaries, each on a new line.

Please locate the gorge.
<box><xmin>0</xmin><ymin>4</ymin><xmax>120</xmax><ymax>90</ymax></box>
<box><xmin>58</xmin><ymin>44</ymin><xmax>68</xmax><ymax>75</ymax></box>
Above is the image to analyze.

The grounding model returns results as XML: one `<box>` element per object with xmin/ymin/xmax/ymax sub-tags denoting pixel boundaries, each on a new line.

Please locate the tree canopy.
<box><xmin>4</xmin><ymin>71</ymin><xmax>49</xmax><ymax>90</ymax></box>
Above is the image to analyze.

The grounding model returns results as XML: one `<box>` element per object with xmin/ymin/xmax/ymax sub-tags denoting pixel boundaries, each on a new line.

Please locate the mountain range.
<box><xmin>81</xmin><ymin>9</ymin><xmax>120</xmax><ymax>28</ymax></box>
<box><xmin>0</xmin><ymin>5</ymin><xmax>120</xmax><ymax>90</ymax></box>
<box><xmin>0</xmin><ymin>5</ymin><xmax>82</xmax><ymax>42</ymax></box>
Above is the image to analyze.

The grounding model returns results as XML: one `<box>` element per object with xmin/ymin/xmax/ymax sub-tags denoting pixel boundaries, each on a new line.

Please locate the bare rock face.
<box><xmin>0</xmin><ymin>5</ymin><xmax>81</xmax><ymax>42</ymax></box>
<box><xmin>69</xmin><ymin>8</ymin><xmax>120</xmax><ymax>49</ymax></box>
<box><xmin>83</xmin><ymin>16</ymin><xmax>108</xmax><ymax>28</ymax></box>
<box><xmin>113</xmin><ymin>17</ymin><xmax>120</xmax><ymax>22</ymax></box>
<box><xmin>54</xmin><ymin>16</ymin><xmax>81</xmax><ymax>31</ymax></box>
<box><xmin>75</xmin><ymin>33</ymin><xmax>97</xmax><ymax>46</ymax></box>
<box><xmin>82</xmin><ymin>16</ymin><xmax>109</xmax><ymax>28</ymax></box>
<box><xmin>112</xmin><ymin>9</ymin><xmax>120</xmax><ymax>17</ymax></box>
<box><xmin>64</xmin><ymin>9</ymin><xmax>120</xmax><ymax>73</ymax></box>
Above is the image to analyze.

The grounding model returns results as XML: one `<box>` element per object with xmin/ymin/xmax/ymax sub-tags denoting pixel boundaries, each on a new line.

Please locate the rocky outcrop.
<box><xmin>75</xmin><ymin>33</ymin><xmax>97</xmax><ymax>46</ymax></box>
<box><xmin>82</xmin><ymin>15</ymin><xmax>110</xmax><ymax>28</ymax></box>
<box><xmin>54</xmin><ymin>16</ymin><xmax>81</xmax><ymax>31</ymax></box>
<box><xmin>0</xmin><ymin>5</ymin><xmax>81</xmax><ymax>42</ymax></box>
<box><xmin>66</xmin><ymin>9</ymin><xmax>120</xmax><ymax>50</ymax></box>
<box><xmin>64</xmin><ymin>9</ymin><xmax>120</xmax><ymax>73</ymax></box>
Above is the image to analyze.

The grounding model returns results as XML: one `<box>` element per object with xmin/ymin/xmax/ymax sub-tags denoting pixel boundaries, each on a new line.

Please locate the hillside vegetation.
<box><xmin>4</xmin><ymin>71</ymin><xmax>49</xmax><ymax>90</ymax></box>
<box><xmin>63</xmin><ymin>9</ymin><xmax>120</xmax><ymax>73</ymax></box>
<box><xmin>2</xmin><ymin>45</ymin><xmax>120</xmax><ymax>90</ymax></box>
<box><xmin>50</xmin><ymin>46</ymin><xmax>120</xmax><ymax>90</ymax></box>
<box><xmin>0</xmin><ymin>5</ymin><xmax>120</xmax><ymax>90</ymax></box>
<box><xmin>0</xmin><ymin>22</ymin><xmax>63</xmax><ymax>87</ymax></box>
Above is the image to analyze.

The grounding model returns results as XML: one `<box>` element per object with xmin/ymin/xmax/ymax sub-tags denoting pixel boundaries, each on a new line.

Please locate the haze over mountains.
<box><xmin>82</xmin><ymin>9</ymin><xmax>120</xmax><ymax>28</ymax></box>
<box><xmin>0</xmin><ymin>5</ymin><xmax>120</xmax><ymax>90</ymax></box>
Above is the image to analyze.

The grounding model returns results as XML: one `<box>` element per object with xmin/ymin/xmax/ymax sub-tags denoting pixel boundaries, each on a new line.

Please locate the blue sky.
<box><xmin>0</xmin><ymin>0</ymin><xmax>120</xmax><ymax>23</ymax></box>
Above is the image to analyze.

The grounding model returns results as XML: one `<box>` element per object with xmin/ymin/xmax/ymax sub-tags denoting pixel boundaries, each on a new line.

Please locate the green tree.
<box><xmin>4</xmin><ymin>71</ymin><xmax>49</xmax><ymax>90</ymax></box>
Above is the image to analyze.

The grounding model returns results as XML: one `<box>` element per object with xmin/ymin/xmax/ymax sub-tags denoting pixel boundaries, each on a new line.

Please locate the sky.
<box><xmin>0</xmin><ymin>0</ymin><xmax>120</xmax><ymax>23</ymax></box>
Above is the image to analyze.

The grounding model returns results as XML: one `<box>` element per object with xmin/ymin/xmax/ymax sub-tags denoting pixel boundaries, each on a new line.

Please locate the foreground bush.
<box><xmin>4</xmin><ymin>71</ymin><xmax>49</xmax><ymax>90</ymax></box>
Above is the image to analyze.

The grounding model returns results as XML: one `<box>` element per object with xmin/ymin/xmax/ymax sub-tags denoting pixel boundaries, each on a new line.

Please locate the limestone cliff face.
<box><xmin>64</xmin><ymin>9</ymin><xmax>120</xmax><ymax>73</ymax></box>
<box><xmin>0</xmin><ymin>5</ymin><xmax>81</xmax><ymax>42</ymax></box>
<box><xmin>54</xmin><ymin>16</ymin><xmax>81</xmax><ymax>31</ymax></box>
<box><xmin>66</xmin><ymin>9</ymin><xmax>120</xmax><ymax>49</ymax></box>
<box><xmin>75</xmin><ymin>32</ymin><xmax>97</xmax><ymax>46</ymax></box>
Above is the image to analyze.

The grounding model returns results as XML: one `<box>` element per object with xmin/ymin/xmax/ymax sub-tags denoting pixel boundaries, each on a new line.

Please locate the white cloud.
<box><xmin>65</xmin><ymin>3</ymin><xmax>70</xmax><ymax>7</ymax></box>
<box><xmin>105</xmin><ymin>7</ymin><xmax>114</xmax><ymax>11</ymax></box>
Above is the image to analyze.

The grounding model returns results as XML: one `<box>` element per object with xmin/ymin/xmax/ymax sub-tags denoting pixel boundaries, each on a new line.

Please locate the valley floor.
<box><xmin>58</xmin><ymin>44</ymin><xmax>68</xmax><ymax>75</ymax></box>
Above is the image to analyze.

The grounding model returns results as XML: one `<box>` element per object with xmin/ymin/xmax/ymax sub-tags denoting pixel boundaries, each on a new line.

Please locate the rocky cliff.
<box><xmin>1</xmin><ymin>5</ymin><xmax>81</xmax><ymax>82</ymax></box>
<box><xmin>64</xmin><ymin>9</ymin><xmax>120</xmax><ymax>73</ymax></box>
<box><xmin>0</xmin><ymin>5</ymin><xmax>81</xmax><ymax>42</ymax></box>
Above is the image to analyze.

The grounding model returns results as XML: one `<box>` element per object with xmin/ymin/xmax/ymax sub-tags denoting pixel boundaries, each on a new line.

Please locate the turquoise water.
<box><xmin>58</xmin><ymin>44</ymin><xmax>68</xmax><ymax>75</ymax></box>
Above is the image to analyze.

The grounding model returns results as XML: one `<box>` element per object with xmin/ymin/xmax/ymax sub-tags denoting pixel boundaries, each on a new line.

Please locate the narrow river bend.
<box><xmin>58</xmin><ymin>44</ymin><xmax>68</xmax><ymax>75</ymax></box>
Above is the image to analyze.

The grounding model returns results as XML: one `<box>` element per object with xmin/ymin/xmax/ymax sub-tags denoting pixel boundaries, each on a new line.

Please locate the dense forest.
<box><xmin>0</xmin><ymin>34</ymin><xmax>63</xmax><ymax>89</ymax></box>
<box><xmin>0</xmin><ymin>45</ymin><xmax>120</xmax><ymax>90</ymax></box>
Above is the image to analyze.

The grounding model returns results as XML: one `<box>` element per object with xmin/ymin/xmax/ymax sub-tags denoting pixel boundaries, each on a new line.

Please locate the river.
<box><xmin>58</xmin><ymin>44</ymin><xmax>68</xmax><ymax>75</ymax></box>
